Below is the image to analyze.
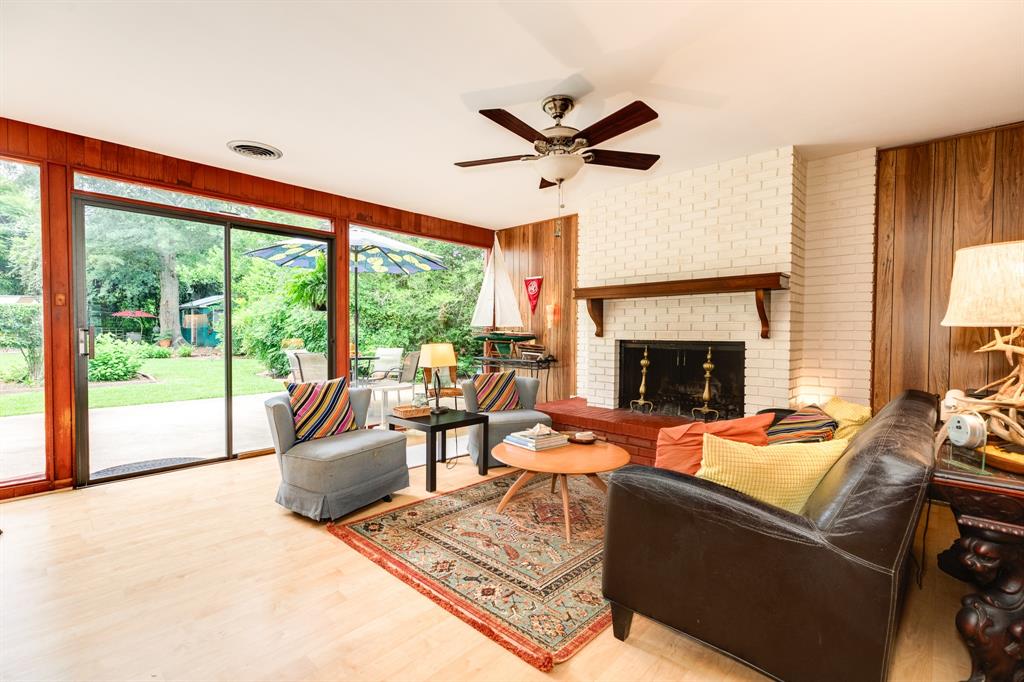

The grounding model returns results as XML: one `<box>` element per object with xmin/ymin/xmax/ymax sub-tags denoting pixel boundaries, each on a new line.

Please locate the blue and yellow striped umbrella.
<box><xmin>245</xmin><ymin>227</ymin><xmax>446</xmax><ymax>362</ymax></box>
<box><xmin>245</xmin><ymin>227</ymin><xmax>445</xmax><ymax>274</ymax></box>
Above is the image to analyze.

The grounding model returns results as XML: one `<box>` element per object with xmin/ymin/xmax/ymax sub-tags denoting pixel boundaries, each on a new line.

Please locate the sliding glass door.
<box><xmin>73</xmin><ymin>196</ymin><xmax>333</xmax><ymax>485</ymax></box>
<box><xmin>75</xmin><ymin>200</ymin><xmax>227</xmax><ymax>482</ymax></box>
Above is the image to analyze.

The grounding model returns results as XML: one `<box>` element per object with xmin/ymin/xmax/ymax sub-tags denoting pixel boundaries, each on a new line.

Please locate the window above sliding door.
<box><xmin>74</xmin><ymin>173</ymin><xmax>333</xmax><ymax>232</ymax></box>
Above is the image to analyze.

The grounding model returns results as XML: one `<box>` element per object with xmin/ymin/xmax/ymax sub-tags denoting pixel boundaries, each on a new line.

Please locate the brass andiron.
<box><xmin>630</xmin><ymin>345</ymin><xmax>655</xmax><ymax>414</ymax></box>
<box><xmin>692</xmin><ymin>346</ymin><xmax>720</xmax><ymax>422</ymax></box>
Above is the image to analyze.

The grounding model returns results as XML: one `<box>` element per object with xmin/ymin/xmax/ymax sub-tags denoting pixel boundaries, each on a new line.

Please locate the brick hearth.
<box><xmin>537</xmin><ymin>398</ymin><xmax>691</xmax><ymax>467</ymax></box>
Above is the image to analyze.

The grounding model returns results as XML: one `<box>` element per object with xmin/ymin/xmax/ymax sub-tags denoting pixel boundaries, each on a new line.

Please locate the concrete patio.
<box><xmin>1</xmin><ymin>391</ymin><xmax>472</xmax><ymax>482</ymax></box>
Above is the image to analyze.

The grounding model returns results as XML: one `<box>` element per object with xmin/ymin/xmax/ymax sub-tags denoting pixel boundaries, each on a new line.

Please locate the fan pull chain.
<box><xmin>555</xmin><ymin>181</ymin><xmax>564</xmax><ymax>238</ymax></box>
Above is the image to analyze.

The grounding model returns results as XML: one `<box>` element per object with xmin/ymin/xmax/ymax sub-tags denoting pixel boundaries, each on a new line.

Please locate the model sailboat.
<box><xmin>472</xmin><ymin>237</ymin><xmax>534</xmax><ymax>355</ymax></box>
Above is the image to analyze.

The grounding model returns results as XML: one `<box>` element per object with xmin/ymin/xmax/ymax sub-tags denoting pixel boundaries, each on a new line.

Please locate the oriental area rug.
<box><xmin>328</xmin><ymin>472</ymin><xmax>611</xmax><ymax>671</ymax></box>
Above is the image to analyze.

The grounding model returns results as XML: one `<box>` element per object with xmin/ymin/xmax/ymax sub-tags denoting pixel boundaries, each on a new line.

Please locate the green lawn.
<box><xmin>0</xmin><ymin>355</ymin><xmax>283</xmax><ymax>417</ymax></box>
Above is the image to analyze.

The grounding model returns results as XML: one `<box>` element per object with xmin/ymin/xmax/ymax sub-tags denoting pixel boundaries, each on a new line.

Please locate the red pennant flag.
<box><xmin>524</xmin><ymin>276</ymin><xmax>543</xmax><ymax>314</ymax></box>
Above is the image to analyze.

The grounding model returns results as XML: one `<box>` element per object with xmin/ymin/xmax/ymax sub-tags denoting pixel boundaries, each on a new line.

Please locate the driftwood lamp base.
<box><xmin>957</xmin><ymin>327</ymin><xmax>1024</xmax><ymax>447</ymax></box>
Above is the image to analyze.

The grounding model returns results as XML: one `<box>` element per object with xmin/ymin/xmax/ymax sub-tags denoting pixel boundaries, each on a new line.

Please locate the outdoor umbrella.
<box><xmin>112</xmin><ymin>309</ymin><xmax>157</xmax><ymax>334</ymax></box>
<box><xmin>245</xmin><ymin>227</ymin><xmax>446</xmax><ymax>367</ymax></box>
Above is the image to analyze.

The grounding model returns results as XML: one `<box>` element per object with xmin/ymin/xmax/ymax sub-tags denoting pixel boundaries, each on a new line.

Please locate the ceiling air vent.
<box><xmin>226</xmin><ymin>140</ymin><xmax>283</xmax><ymax>160</ymax></box>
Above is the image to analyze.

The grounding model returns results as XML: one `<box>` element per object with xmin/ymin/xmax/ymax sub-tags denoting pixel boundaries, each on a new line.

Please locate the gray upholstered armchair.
<box><xmin>459</xmin><ymin>376</ymin><xmax>552</xmax><ymax>468</ymax></box>
<box><xmin>264</xmin><ymin>386</ymin><xmax>409</xmax><ymax>521</ymax></box>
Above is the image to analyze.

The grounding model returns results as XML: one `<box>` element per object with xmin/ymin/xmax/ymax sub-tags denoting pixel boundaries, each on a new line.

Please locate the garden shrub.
<box><xmin>0</xmin><ymin>359</ymin><xmax>30</xmax><ymax>385</ymax></box>
<box><xmin>88</xmin><ymin>334</ymin><xmax>143</xmax><ymax>382</ymax></box>
<box><xmin>232</xmin><ymin>294</ymin><xmax>327</xmax><ymax>377</ymax></box>
<box><xmin>139</xmin><ymin>344</ymin><xmax>172</xmax><ymax>359</ymax></box>
<box><xmin>176</xmin><ymin>343</ymin><xmax>193</xmax><ymax>358</ymax></box>
<box><xmin>0</xmin><ymin>303</ymin><xmax>43</xmax><ymax>384</ymax></box>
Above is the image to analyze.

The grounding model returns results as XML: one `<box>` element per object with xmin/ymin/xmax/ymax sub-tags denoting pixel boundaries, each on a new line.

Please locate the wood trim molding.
<box><xmin>573</xmin><ymin>272</ymin><xmax>790</xmax><ymax>338</ymax></box>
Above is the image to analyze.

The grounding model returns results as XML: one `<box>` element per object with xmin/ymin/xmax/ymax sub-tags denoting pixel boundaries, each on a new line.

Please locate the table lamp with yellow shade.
<box><xmin>941</xmin><ymin>240</ymin><xmax>1024</xmax><ymax>446</ymax></box>
<box><xmin>419</xmin><ymin>342</ymin><xmax>457</xmax><ymax>415</ymax></box>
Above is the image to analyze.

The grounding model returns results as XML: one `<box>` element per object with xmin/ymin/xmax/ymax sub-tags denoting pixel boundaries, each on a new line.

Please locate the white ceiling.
<box><xmin>2</xmin><ymin>1</ymin><xmax>1022</xmax><ymax>229</ymax></box>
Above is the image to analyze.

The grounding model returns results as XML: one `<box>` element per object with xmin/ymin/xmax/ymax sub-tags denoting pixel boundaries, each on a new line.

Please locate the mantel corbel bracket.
<box><xmin>755</xmin><ymin>289</ymin><xmax>771</xmax><ymax>339</ymax></box>
<box><xmin>586</xmin><ymin>299</ymin><xmax>605</xmax><ymax>337</ymax></box>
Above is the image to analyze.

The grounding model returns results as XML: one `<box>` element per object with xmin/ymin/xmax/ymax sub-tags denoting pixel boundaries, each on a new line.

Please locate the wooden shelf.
<box><xmin>573</xmin><ymin>272</ymin><xmax>790</xmax><ymax>339</ymax></box>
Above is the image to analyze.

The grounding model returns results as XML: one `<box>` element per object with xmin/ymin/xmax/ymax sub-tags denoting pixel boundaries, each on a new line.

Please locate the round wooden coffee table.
<box><xmin>492</xmin><ymin>441</ymin><xmax>631</xmax><ymax>542</ymax></box>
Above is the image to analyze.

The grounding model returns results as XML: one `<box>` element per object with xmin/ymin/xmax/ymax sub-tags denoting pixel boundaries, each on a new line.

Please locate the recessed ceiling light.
<box><xmin>226</xmin><ymin>140</ymin><xmax>283</xmax><ymax>160</ymax></box>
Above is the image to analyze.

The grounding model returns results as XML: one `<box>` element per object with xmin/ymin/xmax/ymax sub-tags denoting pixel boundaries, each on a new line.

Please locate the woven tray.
<box><xmin>392</xmin><ymin>404</ymin><xmax>431</xmax><ymax>418</ymax></box>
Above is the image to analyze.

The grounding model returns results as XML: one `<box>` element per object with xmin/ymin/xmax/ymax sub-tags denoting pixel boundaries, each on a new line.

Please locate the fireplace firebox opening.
<box><xmin>617</xmin><ymin>340</ymin><xmax>745</xmax><ymax>419</ymax></box>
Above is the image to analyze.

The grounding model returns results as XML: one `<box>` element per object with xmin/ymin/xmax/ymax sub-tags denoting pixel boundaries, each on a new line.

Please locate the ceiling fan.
<box><xmin>455</xmin><ymin>95</ymin><xmax>660</xmax><ymax>189</ymax></box>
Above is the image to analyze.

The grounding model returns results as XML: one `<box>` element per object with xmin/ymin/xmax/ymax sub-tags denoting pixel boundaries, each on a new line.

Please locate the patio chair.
<box><xmin>264</xmin><ymin>386</ymin><xmax>409</xmax><ymax>521</ymax></box>
<box><xmin>367</xmin><ymin>347</ymin><xmax>404</xmax><ymax>382</ymax></box>
<box><xmin>368</xmin><ymin>350</ymin><xmax>420</xmax><ymax>403</ymax></box>
<box><xmin>288</xmin><ymin>350</ymin><xmax>328</xmax><ymax>383</ymax></box>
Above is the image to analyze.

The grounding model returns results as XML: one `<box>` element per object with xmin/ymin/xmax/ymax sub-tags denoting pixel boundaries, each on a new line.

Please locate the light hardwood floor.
<box><xmin>0</xmin><ymin>455</ymin><xmax>970</xmax><ymax>681</ymax></box>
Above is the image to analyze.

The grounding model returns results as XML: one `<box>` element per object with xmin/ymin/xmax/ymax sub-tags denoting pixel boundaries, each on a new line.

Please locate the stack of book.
<box><xmin>504</xmin><ymin>429</ymin><xmax>568</xmax><ymax>451</ymax></box>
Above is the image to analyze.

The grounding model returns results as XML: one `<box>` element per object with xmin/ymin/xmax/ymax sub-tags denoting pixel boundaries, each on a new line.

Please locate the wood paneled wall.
<box><xmin>0</xmin><ymin>116</ymin><xmax>490</xmax><ymax>499</ymax></box>
<box><xmin>873</xmin><ymin>122</ymin><xmax>1024</xmax><ymax>411</ymax></box>
<box><xmin>496</xmin><ymin>215</ymin><xmax>578</xmax><ymax>402</ymax></box>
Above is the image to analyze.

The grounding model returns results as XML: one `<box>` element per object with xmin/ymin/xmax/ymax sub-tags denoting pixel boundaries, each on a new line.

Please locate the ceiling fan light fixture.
<box><xmin>535</xmin><ymin>153</ymin><xmax>584</xmax><ymax>183</ymax></box>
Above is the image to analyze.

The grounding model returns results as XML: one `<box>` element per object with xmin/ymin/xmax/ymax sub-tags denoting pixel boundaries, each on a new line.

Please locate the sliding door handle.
<box><xmin>79</xmin><ymin>327</ymin><xmax>96</xmax><ymax>359</ymax></box>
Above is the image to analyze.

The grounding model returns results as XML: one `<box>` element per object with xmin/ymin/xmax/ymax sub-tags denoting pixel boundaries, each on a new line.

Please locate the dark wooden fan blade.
<box><xmin>479</xmin><ymin>109</ymin><xmax>547</xmax><ymax>143</ymax></box>
<box><xmin>539</xmin><ymin>178</ymin><xmax>556</xmax><ymax>189</ymax></box>
<box><xmin>454</xmin><ymin>155</ymin><xmax>526</xmax><ymax>168</ymax></box>
<box><xmin>574</xmin><ymin>101</ymin><xmax>658</xmax><ymax>146</ymax></box>
<box><xmin>585</xmin><ymin>149</ymin><xmax>660</xmax><ymax>171</ymax></box>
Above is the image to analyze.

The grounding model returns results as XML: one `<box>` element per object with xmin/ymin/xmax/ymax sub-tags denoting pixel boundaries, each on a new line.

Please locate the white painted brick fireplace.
<box><xmin>575</xmin><ymin>146</ymin><xmax>876</xmax><ymax>415</ymax></box>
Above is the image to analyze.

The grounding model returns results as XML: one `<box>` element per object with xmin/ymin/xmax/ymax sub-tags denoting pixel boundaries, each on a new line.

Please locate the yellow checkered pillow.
<box><xmin>823</xmin><ymin>397</ymin><xmax>872</xmax><ymax>440</ymax></box>
<box><xmin>696</xmin><ymin>434</ymin><xmax>849</xmax><ymax>513</ymax></box>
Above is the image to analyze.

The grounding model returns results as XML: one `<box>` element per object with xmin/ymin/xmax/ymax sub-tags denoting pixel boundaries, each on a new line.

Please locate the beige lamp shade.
<box><xmin>419</xmin><ymin>342</ymin><xmax>456</xmax><ymax>368</ymax></box>
<box><xmin>941</xmin><ymin>240</ymin><xmax>1024</xmax><ymax>328</ymax></box>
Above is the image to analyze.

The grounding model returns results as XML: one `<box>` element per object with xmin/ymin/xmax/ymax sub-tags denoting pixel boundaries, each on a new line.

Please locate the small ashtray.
<box><xmin>568</xmin><ymin>432</ymin><xmax>597</xmax><ymax>445</ymax></box>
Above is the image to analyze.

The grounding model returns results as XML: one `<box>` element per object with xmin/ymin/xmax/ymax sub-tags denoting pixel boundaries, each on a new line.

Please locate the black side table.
<box><xmin>387</xmin><ymin>410</ymin><xmax>489</xmax><ymax>492</ymax></box>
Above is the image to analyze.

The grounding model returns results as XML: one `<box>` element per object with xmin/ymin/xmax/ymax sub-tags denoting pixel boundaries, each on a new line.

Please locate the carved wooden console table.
<box><xmin>932</xmin><ymin>443</ymin><xmax>1024</xmax><ymax>682</ymax></box>
<box><xmin>573</xmin><ymin>272</ymin><xmax>789</xmax><ymax>339</ymax></box>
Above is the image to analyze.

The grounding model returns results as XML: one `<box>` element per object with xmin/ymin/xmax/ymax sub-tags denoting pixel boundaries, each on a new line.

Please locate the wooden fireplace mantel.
<box><xmin>573</xmin><ymin>272</ymin><xmax>790</xmax><ymax>339</ymax></box>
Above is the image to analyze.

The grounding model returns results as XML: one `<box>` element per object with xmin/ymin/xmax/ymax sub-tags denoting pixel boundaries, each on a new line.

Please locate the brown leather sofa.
<box><xmin>602</xmin><ymin>390</ymin><xmax>938</xmax><ymax>682</ymax></box>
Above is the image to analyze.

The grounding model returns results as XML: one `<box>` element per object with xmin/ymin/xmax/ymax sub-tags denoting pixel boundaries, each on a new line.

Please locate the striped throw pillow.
<box><xmin>766</xmin><ymin>407</ymin><xmax>838</xmax><ymax>444</ymax></box>
<box><xmin>472</xmin><ymin>370</ymin><xmax>521</xmax><ymax>412</ymax></box>
<box><xmin>697</xmin><ymin>434</ymin><xmax>849</xmax><ymax>513</ymax></box>
<box><xmin>287</xmin><ymin>377</ymin><xmax>357</xmax><ymax>443</ymax></box>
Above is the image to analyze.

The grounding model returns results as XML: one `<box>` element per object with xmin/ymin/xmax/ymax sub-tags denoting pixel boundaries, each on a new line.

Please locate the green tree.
<box><xmin>0</xmin><ymin>160</ymin><xmax>42</xmax><ymax>297</ymax></box>
<box><xmin>0</xmin><ymin>160</ymin><xmax>44</xmax><ymax>386</ymax></box>
<box><xmin>82</xmin><ymin>205</ymin><xmax>221</xmax><ymax>345</ymax></box>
